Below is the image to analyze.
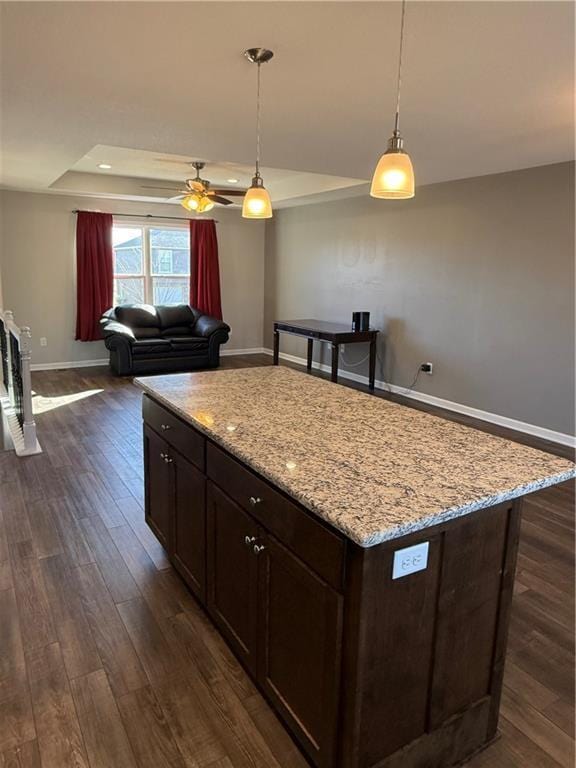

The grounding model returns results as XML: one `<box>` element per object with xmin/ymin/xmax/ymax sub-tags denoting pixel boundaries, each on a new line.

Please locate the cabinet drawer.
<box><xmin>207</xmin><ymin>443</ymin><xmax>345</xmax><ymax>591</ymax></box>
<box><xmin>143</xmin><ymin>395</ymin><xmax>205</xmax><ymax>471</ymax></box>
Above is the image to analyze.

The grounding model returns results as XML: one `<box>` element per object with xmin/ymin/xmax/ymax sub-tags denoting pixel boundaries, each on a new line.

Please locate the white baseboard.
<box><xmin>31</xmin><ymin>358</ymin><xmax>109</xmax><ymax>371</ymax></box>
<box><xmin>30</xmin><ymin>348</ymin><xmax>267</xmax><ymax>371</ymax></box>
<box><xmin>263</xmin><ymin>349</ymin><xmax>576</xmax><ymax>449</ymax></box>
<box><xmin>221</xmin><ymin>347</ymin><xmax>268</xmax><ymax>356</ymax></box>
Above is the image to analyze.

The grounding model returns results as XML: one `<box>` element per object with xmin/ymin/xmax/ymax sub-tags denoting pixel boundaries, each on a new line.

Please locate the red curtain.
<box><xmin>190</xmin><ymin>220</ymin><xmax>222</xmax><ymax>320</ymax></box>
<box><xmin>75</xmin><ymin>211</ymin><xmax>114</xmax><ymax>341</ymax></box>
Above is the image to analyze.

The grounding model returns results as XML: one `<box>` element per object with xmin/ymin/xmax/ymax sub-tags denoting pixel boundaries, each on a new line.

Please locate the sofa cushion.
<box><xmin>157</xmin><ymin>305</ymin><xmax>199</xmax><ymax>330</ymax></box>
<box><xmin>169</xmin><ymin>336</ymin><xmax>209</xmax><ymax>352</ymax></box>
<box><xmin>134</xmin><ymin>327</ymin><xmax>161</xmax><ymax>339</ymax></box>
<box><xmin>131</xmin><ymin>339</ymin><xmax>172</xmax><ymax>356</ymax></box>
<box><xmin>160</xmin><ymin>326</ymin><xmax>191</xmax><ymax>338</ymax></box>
<box><xmin>116</xmin><ymin>304</ymin><xmax>159</xmax><ymax>328</ymax></box>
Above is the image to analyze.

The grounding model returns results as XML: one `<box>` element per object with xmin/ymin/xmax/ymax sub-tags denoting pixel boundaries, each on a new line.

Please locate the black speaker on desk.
<box><xmin>352</xmin><ymin>312</ymin><xmax>370</xmax><ymax>332</ymax></box>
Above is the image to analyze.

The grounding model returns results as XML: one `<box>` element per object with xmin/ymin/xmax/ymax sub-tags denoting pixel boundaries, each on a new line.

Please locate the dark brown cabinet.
<box><xmin>172</xmin><ymin>450</ymin><xmax>206</xmax><ymax>602</ymax></box>
<box><xmin>143</xmin><ymin>425</ymin><xmax>172</xmax><ymax>550</ymax></box>
<box><xmin>206</xmin><ymin>480</ymin><xmax>342</xmax><ymax>766</ymax></box>
<box><xmin>143</xmin><ymin>423</ymin><xmax>206</xmax><ymax>602</ymax></box>
<box><xmin>257</xmin><ymin>533</ymin><xmax>343</xmax><ymax>767</ymax></box>
<box><xmin>207</xmin><ymin>483</ymin><xmax>259</xmax><ymax>674</ymax></box>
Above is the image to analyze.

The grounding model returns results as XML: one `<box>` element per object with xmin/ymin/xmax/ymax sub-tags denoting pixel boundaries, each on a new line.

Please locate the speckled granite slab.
<box><xmin>135</xmin><ymin>367</ymin><xmax>575</xmax><ymax>547</ymax></box>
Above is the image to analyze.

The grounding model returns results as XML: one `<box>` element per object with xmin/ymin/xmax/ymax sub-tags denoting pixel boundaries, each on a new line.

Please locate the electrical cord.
<box><xmin>399</xmin><ymin>365</ymin><xmax>422</xmax><ymax>394</ymax></box>
<box><xmin>340</xmin><ymin>348</ymin><xmax>371</xmax><ymax>368</ymax></box>
<box><xmin>340</xmin><ymin>345</ymin><xmax>424</xmax><ymax>394</ymax></box>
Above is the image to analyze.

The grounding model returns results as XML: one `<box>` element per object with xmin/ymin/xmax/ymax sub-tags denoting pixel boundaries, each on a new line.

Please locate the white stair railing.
<box><xmin>0</xmin><ymin>309</ymin><xmax>41</xmax><ymax>456</ymax></box>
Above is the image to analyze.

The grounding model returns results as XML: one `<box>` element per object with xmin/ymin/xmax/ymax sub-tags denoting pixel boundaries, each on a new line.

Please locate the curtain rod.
<box><xmin>72</xmin><ymin>210</ymin><xmax>219</xmax><ymax>223</ymax></box>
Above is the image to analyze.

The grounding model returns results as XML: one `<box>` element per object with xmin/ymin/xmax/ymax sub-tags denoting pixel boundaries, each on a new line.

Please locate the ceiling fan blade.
<box><xmin>210</xmin><ymin>195</ymin><xmax>234</xmax><ymax>206</ymax></box>
<box><xmin>168</xmin><ymin>195</ymin><xmax>186</xmax><ymax>202</ymax></box>
<box><xmin>210</xmin><ymin>189</ymin><xmax>247</xmax><ymax>196</ymax></box>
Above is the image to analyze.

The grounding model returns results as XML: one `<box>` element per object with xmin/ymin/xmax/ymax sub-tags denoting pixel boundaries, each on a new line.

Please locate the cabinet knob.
<box><xmin>253</xmin><ymin>544</ymin><xmax>266</xmax><ymax>555</ymax></box>
<box><xmin>249</xmin><ymin>496</ymin><xmax>262</xmax><ymax>507</ymax></box>
<box><xmin>244</xmin><ymin>535</ymin><xmax>256</xmax><ymax>547</ymax></box>
<box><xmin>164</xmin><ymin>455</ymin><xmax>173</xmax><ymax>464</ymax></box>
<box><xmin>161</xmin><ymin>424</ymin><xmax>171</xmax><ymax>431</ymax></box>
<box><xmin>160</xmin><ymin>452</ymin><xmax>166</xmax><ymax>459</ymax></box>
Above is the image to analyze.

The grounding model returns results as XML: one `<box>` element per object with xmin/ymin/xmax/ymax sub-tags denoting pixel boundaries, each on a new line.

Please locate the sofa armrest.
<box><xmin>194</xmin><ymin>315</ymin><xmax>231</xmax><ymax>339</ymax></box>
<box><xmin>99</xmin><ymin>318</ymin><xmax>135</xmax><ymax>375</ymax></box>
<box><xmin>100</xmin><ymin>319</ymin><xmax>136</xmax><ymax>342</ymax></box>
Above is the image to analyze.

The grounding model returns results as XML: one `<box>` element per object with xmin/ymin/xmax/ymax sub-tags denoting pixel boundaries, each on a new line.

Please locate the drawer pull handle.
<box><xmin>161</xmin><ymin>424</ymin><xmax>171</xmax><ymax>431</ymax></box>
<box><xmin>249</xmin><ymin>496</ymin><xmax>262</xmax><ymax>507</ymax></box>
<box><xmin>244</xmin><ymin>535</ymin><xmax>256</xmax><ymax>547</ymax></box>
<box><xmin>253</xmin><ymin>544</ymin><xmax>266</xmax><ymax>555</ymax></box>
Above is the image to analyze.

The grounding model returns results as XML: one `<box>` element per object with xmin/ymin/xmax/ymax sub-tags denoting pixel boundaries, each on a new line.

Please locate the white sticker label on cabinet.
<box><xmin>392</xmin><ymin>542</ymin><xmax>429</xmax><ymax>580</ymax></box>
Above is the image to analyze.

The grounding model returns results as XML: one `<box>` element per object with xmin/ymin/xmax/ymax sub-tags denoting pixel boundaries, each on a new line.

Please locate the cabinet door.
<box><xmin>172</xmin><ymin>451</ymin><xmax>206</xmax><ymax>604</ymax></box>
<box><xmin>143</xmin><ymin>425</ymin><xmax>172</xmax><ymax>551</ymax></box>
<box><xmin>257</xmin><ymin>534</ymin><xmax>343</xmax><ymax>768</ymax></box>
<box><xmin>207</xmin><ymin>482</ymin><xmax>259</xmax><ymax>674</ymax></box>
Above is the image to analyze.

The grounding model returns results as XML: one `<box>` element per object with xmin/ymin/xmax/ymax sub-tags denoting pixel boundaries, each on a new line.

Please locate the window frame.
<box><xmin>112</xmin><ymin>220</ymin><xmax>191</xmax><ymax>306</ymax></box>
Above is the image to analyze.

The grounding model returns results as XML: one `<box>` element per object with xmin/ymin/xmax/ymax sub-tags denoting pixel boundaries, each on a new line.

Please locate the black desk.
<box><xmin>273</xmin><ymin>319</ymin><xmax>379</xmax><ymax>390</ymax></box>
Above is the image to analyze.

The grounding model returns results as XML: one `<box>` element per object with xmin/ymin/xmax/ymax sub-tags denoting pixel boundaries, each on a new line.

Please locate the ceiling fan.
<box><xmin>141</xmin><ymin>161</ymin><xmax>247</xmax><ymax>212</ymax></box>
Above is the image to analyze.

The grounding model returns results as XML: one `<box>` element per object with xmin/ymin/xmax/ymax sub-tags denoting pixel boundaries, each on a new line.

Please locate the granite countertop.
<box><xmin>135</xmin><ymin>367</ymin><xmax>575</xmax><ymax>547</ymax></box>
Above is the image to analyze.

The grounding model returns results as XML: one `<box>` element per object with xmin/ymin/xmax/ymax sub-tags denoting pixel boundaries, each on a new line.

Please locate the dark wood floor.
<box><xmin>0</xmin><ymin>354</ymin><xmax>573</xmax><ymax>768</ymax></box>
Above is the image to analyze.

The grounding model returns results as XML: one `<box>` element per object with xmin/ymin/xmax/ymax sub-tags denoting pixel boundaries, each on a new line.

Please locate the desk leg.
<box><xmin>331</xmin><ymin>343</ymin><xmax>339</xmax><ymax>383</ymax></box>
<box><xmin>369</xmin><ymin>338</ymin><xmax>377</xmax><ymax>391</ymax></box>
<box><xmin>273</xmin><ymin>330</ymin><xmax>280</xmax><ymax>365</ymax></box>
<box><xmin>307</xmin><ymin>339</ymin><xmax>313</xmax><ymax>372</ymax></box>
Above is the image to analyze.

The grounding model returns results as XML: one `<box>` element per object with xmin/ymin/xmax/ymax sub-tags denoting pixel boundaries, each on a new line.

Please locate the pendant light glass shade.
<box><xmin>370</xmin><ymin>146</ymin><xmax>414</xmax><ymax>199</ymax></box>
<box><xmin>242</xmin><ymin>175</ymin><xmax>273</xmax><ymax>218</ymax></box>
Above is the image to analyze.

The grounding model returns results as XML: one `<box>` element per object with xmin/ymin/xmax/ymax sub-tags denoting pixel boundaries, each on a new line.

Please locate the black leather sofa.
<box><xmin>100</xmin><ymin>304</ymin><xmax>230</xmax><ymax>376</ymax></box>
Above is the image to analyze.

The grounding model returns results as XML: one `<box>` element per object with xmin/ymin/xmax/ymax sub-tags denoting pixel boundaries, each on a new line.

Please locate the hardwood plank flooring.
<box><xmin>0</xmin><ymin>355</ymin><xmax>572</xmax><ymax>767</ymax></box>
<box><xmin>70</xmin><ymin>669</ymin><xmax>138</xmax><ymax>768</ymax></box>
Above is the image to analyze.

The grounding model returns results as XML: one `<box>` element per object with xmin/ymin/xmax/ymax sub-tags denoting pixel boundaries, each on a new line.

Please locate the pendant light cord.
<box><xmin>255</xmin><ymin>62</ymin><xmax>262</xmax><ymax>176</ymax></box>
<box><xmin>394</xmin><ymin>0</ymin><xmax>407</xmax><ymax>135</ymax></box>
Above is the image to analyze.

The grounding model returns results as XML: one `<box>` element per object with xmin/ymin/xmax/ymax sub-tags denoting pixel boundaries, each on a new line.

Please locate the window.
<box><xmin>113</xmin><ymin>224</ymin><xmax>190</xmax><ymax>306</ymax></box>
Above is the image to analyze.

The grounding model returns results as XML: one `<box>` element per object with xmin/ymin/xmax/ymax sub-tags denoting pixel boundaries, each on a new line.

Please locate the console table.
<box><xmin>273</xmin><ymin>319</ymin><xmax>379</xmax><ymax>390</ymax></box>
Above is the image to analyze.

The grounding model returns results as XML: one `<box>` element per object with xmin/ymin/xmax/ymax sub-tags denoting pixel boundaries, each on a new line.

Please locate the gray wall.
<box><xmin>0</xmin><ymin>190</ymin><xmax>265</xmax><ymax>366</ymax></box>
<box><xmin>265</xmin><ymin>162</ymin><xmax>575</xmax><ymax>436</ymax></box>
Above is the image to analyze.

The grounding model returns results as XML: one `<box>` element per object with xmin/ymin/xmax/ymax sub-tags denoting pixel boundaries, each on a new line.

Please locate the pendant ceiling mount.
<box><xmin>244</xmin><ymin>48</ymin><xmax>274</xmax><ymax>65</ymax></box>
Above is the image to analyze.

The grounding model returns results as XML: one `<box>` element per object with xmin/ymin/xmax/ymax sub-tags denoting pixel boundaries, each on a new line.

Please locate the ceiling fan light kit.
<box><xmin>242</xmin><ymin>47</ymin><xmax>274</xmax><ymax>219</ymax></box>
<box><xmin>161</xmin><ymin>161</ymin><xmax>245</xmax><ymax>212</ymax></box>
<box><xmin>181</xmin><ymin>193</ymin><xmax>200</xmax><ymax>212</ymax></box>
<box><xmin>370</xmin><ymin>0</ymin><xmax>415</xmax><ymax>200</ymax></box>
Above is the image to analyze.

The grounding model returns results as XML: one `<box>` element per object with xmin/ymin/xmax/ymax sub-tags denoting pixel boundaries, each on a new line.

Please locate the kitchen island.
<box><xmin>136</xmin><ymin>366</ymin><xmax>574</xmax><ymax>768</ymax></box>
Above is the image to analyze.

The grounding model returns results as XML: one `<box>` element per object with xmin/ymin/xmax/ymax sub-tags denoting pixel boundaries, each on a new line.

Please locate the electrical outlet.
<box><xmin>392</xmin><ymin>542</ymin><xmax>429</xmax><ymax>579</ymax></box>
<box><xmin>420</xmin><ymin>362</ymin><xmax>433</xmax><ymax>375</ymax></box>
<box><xmin>40</xmin><ymin>337</ymin><xmax>48</xmax><ymax>347</ymax></box>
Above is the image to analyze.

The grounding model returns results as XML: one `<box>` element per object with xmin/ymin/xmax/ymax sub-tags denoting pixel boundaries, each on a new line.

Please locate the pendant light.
<box><xmin>243</xmin><ymin>48</ymin><xmax>274</xmax><ymax>219</ymax></box>
<box><xmin>370</xmin><ymin>0</ymin><xmax>415</xmax><ymax>199</ymax></box>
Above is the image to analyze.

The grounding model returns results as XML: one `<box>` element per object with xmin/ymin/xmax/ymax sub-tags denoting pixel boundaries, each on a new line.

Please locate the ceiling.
<box><xmin>55</xmin><ymin>145</ymin><xmax>366</xmax><ymax>204</ymax></box>
<box><xmin>0</xmin><ymin>1</ymin><xmax>574</xmax><ymax>207</ymax></box>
